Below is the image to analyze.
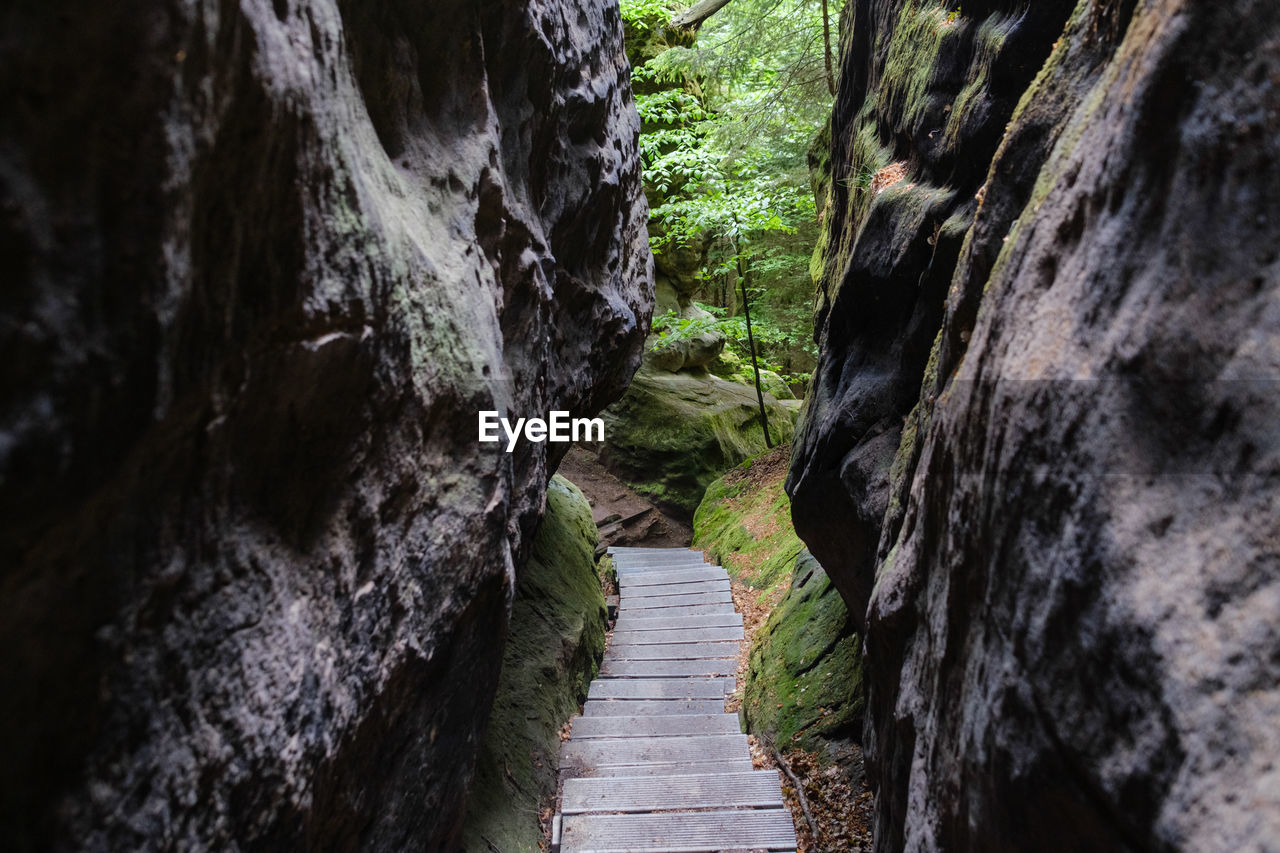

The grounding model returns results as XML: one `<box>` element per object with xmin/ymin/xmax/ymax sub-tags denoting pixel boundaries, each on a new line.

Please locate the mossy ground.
<box><xmin>461</xmin><ymin>476</ymin><xmax>606</xmax><ymax>852</ymax></box>
<box><xmin>693</xmin><ymin>465</ymin><xmax>804</xmax><ymax>601</ymax></box>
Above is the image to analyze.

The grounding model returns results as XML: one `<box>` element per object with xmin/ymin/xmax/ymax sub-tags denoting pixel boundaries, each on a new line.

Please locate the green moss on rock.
<box><xmin>743</xmin><ymin>551</ymin><xmax>863</xmax><ymax>759</ymax></box>
<box><xmin>880</xmin><ymin>2</ymin><xmax>957</xmax><ymax>130</ymax></box>
<box><xmin>693</xmin><ymin>466</ymin><xmax>804</xmax><ymax>598</ymax></box>
<box><xmin>707</xmin><ymin>349</ymin><xmax>796</xmax><ymax>400</ymax></box>
<box><xmin>598</xmin><ymin>365</ymin><xmax>797</xmax><ymax>518</ymax></box>
<box><xmin>692</xmin><ymin>455</ymin><xmax>864</xmax><ymax>760</ymax></box>
<box><xmin>461</xmin><ymin>476</ymin><xmax>606</xmax><ymax>852</ymax></box>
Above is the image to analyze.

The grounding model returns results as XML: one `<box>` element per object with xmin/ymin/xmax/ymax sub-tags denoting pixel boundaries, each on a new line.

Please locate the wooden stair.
<box><xmin>553</xmin><ymin>547</ymin><xmax>797</xmax><ymax>852</ymax></box>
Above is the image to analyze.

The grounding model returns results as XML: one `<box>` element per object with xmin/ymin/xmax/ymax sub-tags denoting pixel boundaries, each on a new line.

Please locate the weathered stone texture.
<box><xmin>0</xmin><ymin>0</ymin><xmax>650</xmax><ymax>849</ymax></box>
<box><xmin>791</xmin><ymin>0</ymin><xmax>1279</xmax><ymax>849</ymax></box>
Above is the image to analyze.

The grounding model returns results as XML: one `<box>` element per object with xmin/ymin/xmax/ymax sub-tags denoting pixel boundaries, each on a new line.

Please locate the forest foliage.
<box><xmin>622</xmin><ymin>0</ymin><xmax>835</xmax><ymax>384</ymax></box>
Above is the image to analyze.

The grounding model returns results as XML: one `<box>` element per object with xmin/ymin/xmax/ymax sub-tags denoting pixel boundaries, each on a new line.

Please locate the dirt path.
<box><xmin>557</xmin><ymin>446</ymin><xmax>691</xmax><ymax>549</ymax></box>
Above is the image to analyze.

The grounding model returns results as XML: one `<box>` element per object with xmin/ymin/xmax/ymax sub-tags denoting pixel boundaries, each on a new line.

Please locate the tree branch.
<box><xmin>772</xmin><ymin>746</ymin><xmax>819</xmax><ymax>841</ymax></box>
<box><xmin>671</xmin><ymin>0</ymin><xmax>735</xmax><ymax>30</ymax></box>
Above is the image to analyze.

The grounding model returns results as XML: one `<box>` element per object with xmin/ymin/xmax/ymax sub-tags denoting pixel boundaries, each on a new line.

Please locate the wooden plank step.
<box><xmin>616</xmin><ymin>602</ymin><xmax>737</xmax><ymax>618</ymax></box>
<box><xmin>619</xmin><ymin>567</ymin><xmax>727</xmax><ymax>587</ymax></box>
<box><xmin>624</xmin><ymin>579</ymin><xmax>731</xmax><ymax>599</ymax></box>
<box><xmin>618</xmin><ymin>591</ymin><xmax>732</xmax><ymax>609</ymax></box>
<box><xmin>588</xmin><ymin>677</ymin><xmax>731</xmax><ymax>701</ymax></box>
<box><xmin>604</xmin><ymin>641</ymin><xmax>741</xmax><ymax>660</ymax></box>
<box><xmin>582</xmin><ymin>699</ymin><xmax>726</xmax><ymax>716</ymax></box>
<box><xmin>560</xmin><ymin>809</ymin><xmax>797</xmax><ymax>851</ymax></box>
<box><xmin>614</xmin><ymin>556</ymin><xmax>708</xmax><ymax>567</ymax></box>
<box><xmin>613</xmin><ymin>551</ymin><xmax>704</xmax><ymax>559</ymax></box>
<box><xmin>599</xmin><ymin>658</ymin><xmax>738</xmax><ymax>678</ymax></box>
<box><xmin>560</xmin><ymin>733</ymin><xmax>748</xmax><ymax>768</ymax></box>
<box><xmin>616</xmin><ymin>564</ymin><xmax>711</xmax><ymax>575</ymax></box>
<box><xmin>561</xmin><ymin>770</ymin><xmax>784</xmax><ymax>814</ymax></box>
<box><xmin>613</xmin><ymin>612</ymin><xmax>742</xmax><ymax>631</ymax></box>
<box><xmin>611</xmin><ymin>548</ymin><xmax>703</xmax><ymax>556</ymax></box>
<box><xmin>613</xmin><ymin>550</ymin><xmax>704</xmax><ymax>559</ymax></box>
<box><xmin>571</xmin><ymin>714</ymin><xmax>740</xmax><ymax>740</ymax></box>
<box><xmin>611</xmin><ymin>626</ymin><xmax>744</xmax><ymax>645</ymax></box>
<box><xmin>562</xmin><ymin>758</ymin><xmax>755</xmax><ymax>778</ymax></box>
<box><xmin>608</xmin><ymin>546</ymin><xmax>694</xmax><ymax>552</ymax></box>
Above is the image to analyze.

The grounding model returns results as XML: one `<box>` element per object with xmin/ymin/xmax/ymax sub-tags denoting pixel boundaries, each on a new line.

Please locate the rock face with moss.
<box><xmin>791</xmin><ymin>0</ymin><xmax>1280</xmax><ymax>850</ymax></box>
<box><xmin>599</xmin><ymin>364</ymin><xmax>796</xmax><ymax>517</ymax></box>
<box><xmin>692</xmin><ymin>453</ymin><xmax>860</xmax><ymax>763</ymax></box>
<box><xmin>789</xmin><ymin>0</ymin><xmax>1080</xmax><ymax>620</ymax></box>
<box><xmin>743</xmin><ymin>551</ymin><xmax>863</xmax><ymax>763</ymax></box>
<box><xmin>0</xmin><ymin>1</ymin><xmax>648</xmax><ymax>849</ymax></box>
<box><xmin>462</xmin><ymin>476</ymin><xmax>606</xmax><ymax>852</ymax></box>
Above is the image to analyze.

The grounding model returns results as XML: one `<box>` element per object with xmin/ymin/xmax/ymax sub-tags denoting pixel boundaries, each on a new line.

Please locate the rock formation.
<box><xmin>791</xmin><ymin>0</ymin><xmax>1280</xmax><ymax>849</ymax></box>
<box><xmin>742</xmin><ymin>550</ymin><xmax>863</xmax><ymax>765</ymax></box>
<box><xmin>597</xmin><ymin>364</ymin><xmax>796</xmax><ymax>517</ymax></box>
<box><xmin>461</xmin><ymin>475</ymin><xmax>606</xmax><ymax>851</ymax></box>
<box><xmin>0</xmin><ymin>0</ymin><xmax>649</xmax><ymax>849</ymax></box>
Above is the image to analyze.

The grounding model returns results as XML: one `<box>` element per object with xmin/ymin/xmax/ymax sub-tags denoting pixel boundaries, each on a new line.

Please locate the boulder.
<box><xmin>646</xmin><ymin>300</ymin><xmax>726</xmax><ymax>372</ymax></box>
<box><xmin>0</xmin><ymin>0</ymin><xmax>649</xmax><ymax>849</ymax></box>
<box><xmin>709</xmin><ymin>350</ymin><xmax>797</xmax><ymax>400</ymax></box>
<box><xmin>743</xmin><ymin>551</ymin><xmax>863</xmax><ymax>764</ymax></box>
<box><xmin>692</xmin><ymin>455</ymin><xmax>861</xmax><ymax>766</ymax></box>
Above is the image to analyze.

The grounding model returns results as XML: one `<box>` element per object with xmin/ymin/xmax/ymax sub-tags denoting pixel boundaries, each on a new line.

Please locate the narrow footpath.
<box><xmin>553</xmin><ymin>546</ymin><xmax>798</xmax><ymax>852</ymax></box>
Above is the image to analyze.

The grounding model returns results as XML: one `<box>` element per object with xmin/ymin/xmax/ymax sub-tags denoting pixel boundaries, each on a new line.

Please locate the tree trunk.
<box><xmin>822</xmin><ymin>0</ymin><xmax>836</xmax><ymax>96</ymax></box>
<box><xmin>736</xmin><ymin>258</ymin><xmax>773</xmax><ymax>449</ymax></box>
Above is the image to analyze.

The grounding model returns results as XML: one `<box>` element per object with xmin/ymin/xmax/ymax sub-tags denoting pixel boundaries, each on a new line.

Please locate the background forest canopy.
<box><xmin>621</xmin><ymin>0</ymin><xmax>836</xmax><ymax>387</ymax></box>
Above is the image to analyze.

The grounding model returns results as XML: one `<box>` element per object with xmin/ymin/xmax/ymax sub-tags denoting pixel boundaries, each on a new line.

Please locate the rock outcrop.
<box><xmin>0</xmin><ymin>0</ymin><xmax>649</xmax><ymax>849</ymax></box>
<box><xmin>461</xmin><ymin>476</ymin><xmax>606</xmax><ymax>852</ymax></box>
<box><xmin>597</xmin><ymin>364</ymin><xmax>796</xmax><ymax>517</ymax></box>
<box><xmin>692</xmin><ymin>453</ymin><xmax>860</xmax><ymax>760</ymax></box>
<box><xmin>742</xmin><ymin>551</ymin><xmax>863</xmax><ymax>764</ymax></box>
<box><xmin>789</xmin><ymin>0</ymin><xmax>1081</xmax><ymax>620</ymax></box>
<box><xmin>791</xmin><ymin>0</ymin><xmax>1280</xmax><ymax>850</ymax></box>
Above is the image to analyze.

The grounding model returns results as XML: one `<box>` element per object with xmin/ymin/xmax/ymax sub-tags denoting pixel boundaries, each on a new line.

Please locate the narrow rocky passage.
<box><xmin>4</xmin><ymin>0</ymin><xmax>1276</xmax><ymax>849</ymax></box>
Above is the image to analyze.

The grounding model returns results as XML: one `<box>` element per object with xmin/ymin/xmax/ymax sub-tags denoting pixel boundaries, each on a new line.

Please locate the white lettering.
<box><xmin>549</xmin><ymin>410</ymin><xmax>570</xmax><ymax>442</ymax></box>
<box><xmin>573</xmin><ymin>417</ymin><xmax>604</xmax><ymax>442</ymax></box>
<box><xmin>502</xmin><ymin>417</ymin><xmax>525</xmax><ymax>453</ymax></box>
<box><xmin>478</xmin><ymin>411</ymin><xmax>500</xmax><ymax>443</ymax></box>
<box><xmin>479</xmin><ymin>411</ymin><xmax>605</xmax><ymax>451</ymax></box>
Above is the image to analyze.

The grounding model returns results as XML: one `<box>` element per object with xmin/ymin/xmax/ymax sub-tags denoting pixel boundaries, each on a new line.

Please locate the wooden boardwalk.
<box><xmin>553</xmin><ymin>547</ymin><xmax>797</xmax><ymax>852</ymax></box>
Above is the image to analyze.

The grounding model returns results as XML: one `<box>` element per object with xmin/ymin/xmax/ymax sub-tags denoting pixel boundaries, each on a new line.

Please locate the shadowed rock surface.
<box><xmin>789</xmin><ymin>0</ymin><xmax>1081</xmax><ymax>622</ymax></box>
<box><xmin>791</xmin><ymin>0</ymin><xmax>1279</xmax><ymax>850</ymax></box>
<box><xmin>0</xmin><ymin>0</ymin><xmax>650</xmax><ymax>849</ymax></box>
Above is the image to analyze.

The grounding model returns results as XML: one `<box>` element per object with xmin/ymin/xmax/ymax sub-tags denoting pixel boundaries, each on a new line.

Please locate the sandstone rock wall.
<box><xmin>789</xmin><ymin>0</ymin><xmax>1080</xmax><ymax>621</ymax></box>
<box><xmin>0</xmin><ymin>0</ymin><xmax>650</xmax><ymax>849</ymax></box>
<box><xmin>792</xmin><ymin>0</ymin><xmax>1279</xmax><ymax>849</ymax></box>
